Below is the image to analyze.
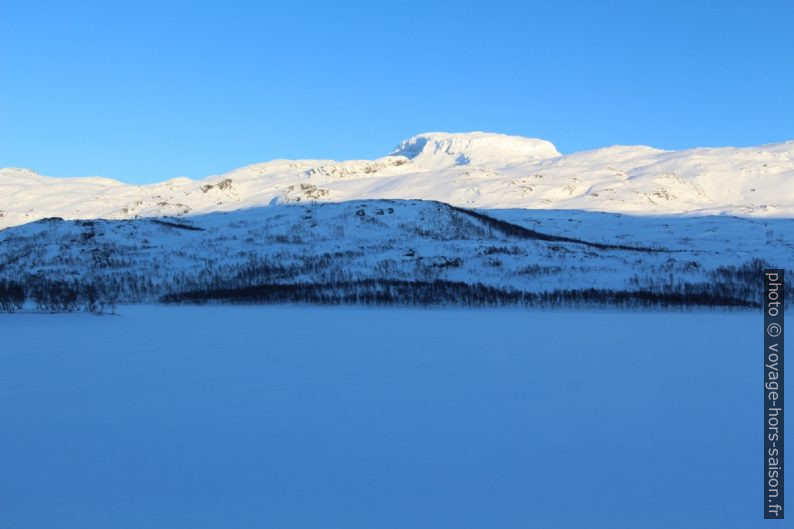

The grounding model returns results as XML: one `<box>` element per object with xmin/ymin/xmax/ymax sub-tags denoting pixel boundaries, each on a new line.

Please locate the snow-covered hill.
<box><xmin>2</xmin><ymin>132</ymin><xmax>793</xmax><ymax>229</ymax></box>
<box><xmin>1</xmin><ymin>199</ymin><xmax>791</xmax><ymax>310</ymax></box>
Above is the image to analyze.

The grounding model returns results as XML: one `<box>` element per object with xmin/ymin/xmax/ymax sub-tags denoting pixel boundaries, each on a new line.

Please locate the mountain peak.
<box><xmin>389</xmin><ymin>132</ymin><xmax>560</xmax><ymax>169</ymax></box>
<box><xmin>2</xmin><ymin>133</ymin><xmax>794</xmax><ymax>229</ymax></box>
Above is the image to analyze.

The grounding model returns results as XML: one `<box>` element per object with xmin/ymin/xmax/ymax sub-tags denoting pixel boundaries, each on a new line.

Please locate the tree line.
<box><xmin>161</xmin><ymin>278</ymin><xmax>758</xmax><ymax>310</ymax></box>
<box><xmin>0</xmin><ymin>277</ymin><xmax>117</xmax><ymax>313</ymax></box>
<box><xmin>1</xmin><ymin>260</ymin><xmax>790</xmax><ymax>313</ymax></box>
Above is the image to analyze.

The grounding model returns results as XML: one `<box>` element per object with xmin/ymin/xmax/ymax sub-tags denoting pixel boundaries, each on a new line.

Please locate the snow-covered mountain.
<box><xmin>2</xmin><ymin>132</ymin><xmax>794</xmax><ymax>230</ymax></box>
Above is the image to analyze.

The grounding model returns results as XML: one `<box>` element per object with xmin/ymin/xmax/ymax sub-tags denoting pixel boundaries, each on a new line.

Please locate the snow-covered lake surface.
<box><xmin>0</xmin><ymin>306</ymin><xmax>778</xmax><ymax>528</ymax></box>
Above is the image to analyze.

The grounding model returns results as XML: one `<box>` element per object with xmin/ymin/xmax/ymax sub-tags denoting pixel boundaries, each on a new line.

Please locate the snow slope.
<box><xmin>1</xmin><ymin>200</ymin><xmax>791</xmax><ymax>307</ymax></box>
<box><xmin>2</xmin><ymin>132</ymin><xmax>793</xmax><ymax>229</ymax></box>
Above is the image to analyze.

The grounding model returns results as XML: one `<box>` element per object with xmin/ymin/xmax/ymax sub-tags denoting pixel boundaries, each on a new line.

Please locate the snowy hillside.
<box><xmin>1</xmin><ymin>200</ymin><xmax>791</xmax><ymax>310</ymax></box>
<box><xmin>2</xmin><ymin>132</ymin><xmax>794</xmax><ymax>230</ymax></box>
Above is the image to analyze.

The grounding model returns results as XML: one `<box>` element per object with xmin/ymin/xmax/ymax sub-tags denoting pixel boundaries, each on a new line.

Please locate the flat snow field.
<box><xmin>0</xmin><ymin>306</ymin><xmax>781</xmax><ymax>529</ymax></box>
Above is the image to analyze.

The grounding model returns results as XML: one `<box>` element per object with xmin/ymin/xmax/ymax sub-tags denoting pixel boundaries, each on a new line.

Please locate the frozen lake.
<box><xmin>0</xmin><ymin>306</ymin><xmax>777</xmax><ymax>528</ymax></box>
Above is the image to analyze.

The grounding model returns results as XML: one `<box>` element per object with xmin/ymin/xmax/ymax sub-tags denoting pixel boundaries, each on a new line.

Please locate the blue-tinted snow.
<box><xmin>0</xmin><ymin>306</ymin><xmax>779</xmax><ymax>528</ymax></box>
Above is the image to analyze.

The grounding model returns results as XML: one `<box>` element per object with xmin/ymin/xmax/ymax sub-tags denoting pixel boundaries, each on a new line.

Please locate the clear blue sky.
<box><xmin>1</xmin><ymin>0</ymin><xmax>792</xmax><ymax>183</ymax></box>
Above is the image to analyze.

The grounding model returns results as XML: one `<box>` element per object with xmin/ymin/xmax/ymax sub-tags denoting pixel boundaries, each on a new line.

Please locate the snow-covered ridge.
<box><xmin>2</xmin><ymin>132</ymin><xmax>794</xmax><ymax>229</ymax></box>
